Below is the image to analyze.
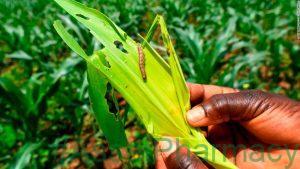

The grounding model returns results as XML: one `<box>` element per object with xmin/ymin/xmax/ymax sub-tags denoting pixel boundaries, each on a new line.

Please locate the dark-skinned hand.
<box><xmin>156</xmin><ymin>83</ymin><xmax>300</xmax><ymax>169</ymax></box>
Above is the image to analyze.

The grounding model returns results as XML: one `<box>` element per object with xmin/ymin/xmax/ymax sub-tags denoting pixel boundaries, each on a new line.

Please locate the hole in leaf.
<box><xmin>76</xmin><ymin>14</ymin><xmax>89</xmax><ymax>20</ymax></box>
<box><xmin>102</xmin><ymin>57</ymin><xmax>111</xmax><ymax>68</ymax></box>
<box><xmin>105</xmin><ymin>83</ymin><xmax>120</xmax><ymax>119</ymax></box>
<box><xmin>97</xmin><ymin>51</ymin><xmax>111</xmax><ymax>68</ymax></box>
<box><xmin>114</xmin><ymin>40</ymin><xmax>128</xmax><ymax>54</ymax></box>
<box><xmin>105</xmin><ymin>60</ymin><xmax>111</xmax><ymax>68</ymax></box>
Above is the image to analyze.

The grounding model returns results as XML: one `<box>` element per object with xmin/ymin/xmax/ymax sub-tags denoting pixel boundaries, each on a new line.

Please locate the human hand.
<box><xmin>156</xmin><ymin>83</ymin><xmax>300</xmax><ymax>169</ymax></box>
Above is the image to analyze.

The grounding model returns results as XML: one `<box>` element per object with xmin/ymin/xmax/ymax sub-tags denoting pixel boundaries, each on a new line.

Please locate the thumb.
<box><xmin>187</xmin><ymin>90</ymin><xmax>271</xmax><ymax>127</ymax></box>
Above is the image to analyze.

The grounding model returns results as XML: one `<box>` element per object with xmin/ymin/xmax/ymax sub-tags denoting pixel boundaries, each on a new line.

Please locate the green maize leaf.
<box><xmin>144</xmin><ymin>15</ymin><xmax>190</xmax><ymax>119</ymax></box>
<box><xmin>54</xmin><ymin>20</ymin><xmax>127</xmax><ymax>149</ymax></box>
<box><xmin>31</xmin><ymin>56</ymin><xmax>81</xmax><ymax>115</ymax></box>
<box><xmin>53</xmin><ymin>0</ymin><xmax>237</xmax><ymax>168</ymax></box>
<box><xmin>87</xmin><ymin>54</ymin><xmax>127</xmax><ymax>149</ymax></box>
<box><xmin>0</xmin><ymin>77</ymin><xmax>33</xmax><ymax>114</ymax></box>
<box><xmin>53</xmin><ymin>20</ymin><xmax>89</xmax><ymax>62</ymax></box>
<box><xmin>10</xmin><ymin>142</ymin><xmax>42</xmax><ymax>169</ymax></box>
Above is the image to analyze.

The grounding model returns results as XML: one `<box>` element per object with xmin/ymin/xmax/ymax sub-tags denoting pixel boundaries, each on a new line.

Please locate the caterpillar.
<box><xmin>137</xmin><ymin>43</ymin><xmax>146</xmax><ymax>80</ymax></box>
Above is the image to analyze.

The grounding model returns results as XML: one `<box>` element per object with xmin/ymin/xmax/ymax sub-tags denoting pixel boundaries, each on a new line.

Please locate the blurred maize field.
<box><xmin>0</xmin><ymin>0</ymin><xmax>299</xmax><ymax>168</ymax></box>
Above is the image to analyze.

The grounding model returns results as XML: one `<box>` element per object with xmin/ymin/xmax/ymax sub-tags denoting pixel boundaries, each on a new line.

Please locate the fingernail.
<box><xmin>187</xmin><ymin>106</ymin><xmax>205</xmax><ymax>123</ymax></box>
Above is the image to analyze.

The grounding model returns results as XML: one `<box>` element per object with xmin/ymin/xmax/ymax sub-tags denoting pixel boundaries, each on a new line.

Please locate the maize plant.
<box><xmin>53</xmin><ymin>0</ymin><xmax>236</xmax><ymax>168</ymax></box>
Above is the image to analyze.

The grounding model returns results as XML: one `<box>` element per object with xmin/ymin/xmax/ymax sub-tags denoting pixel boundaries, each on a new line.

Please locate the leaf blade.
<box><xmin>87</xmin><ymin>54</ymin><xmax>127</xmax><ymax>149</ymax></box>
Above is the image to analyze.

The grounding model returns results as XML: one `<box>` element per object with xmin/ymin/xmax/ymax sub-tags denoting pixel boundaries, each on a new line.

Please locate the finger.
<box><xmin>187</xmin><ymin>83</ymin><xmax>239</xmax><ymax>105</ymax></box>
<box><xmin>156</xmin><ymin>138</ymin><xmax>177</xmax><ymax>169</ymax></box>
<box><xmin>200</xmin><ymin>85</ymin><xmax>239</xmax><ymax>100</ymax></box>
<box><xmin>187</xmin><ymin>83</ymin><xmax>204</xmax><ymax>105</ymax></box>
<box><xmin>158</xmin><ymin>138</ymin><xmax>177</xmax><ymax>158</ymax></box>
<box><xmin>207</xmin><ymin>123</ymin><xmax>237</xmax><ymax>163</ymax></box>
<box><xmin>165</xmin><ymin>147</ymin><xmax>208</xmax><ymax>169</ymax></box>
<box><xmin>187</xmin><ymin>90</ymin><xmax>269</xmax><ymax>127</ymax></box>
<box><xmin>155</xmin><ymin>145</ymin><xmax>168</xmax><ymax>169</ymax></box>
<box><xmin>156</xmin><ymin>138</ymin><xmax>208</xmax><ymax>169</ymax></box>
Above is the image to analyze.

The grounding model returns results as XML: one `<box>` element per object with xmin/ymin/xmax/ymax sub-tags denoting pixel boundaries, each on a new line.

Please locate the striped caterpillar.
<box><xmin>137</xmin><ymin>43</ymin><xmax>146</xmax><ymax>80</ymax></box>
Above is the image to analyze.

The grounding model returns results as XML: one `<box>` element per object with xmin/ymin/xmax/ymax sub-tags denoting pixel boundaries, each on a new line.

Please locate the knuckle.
<box><xmin>237</xmin><ymin>89</ymin><xmax>271</xmax><ymax>119</ymax></box>
<box><xmin>242</xmin><ymin>89</ymin><xmax>268</xmax><ymax>99</ymax></box>
<box><xmin>209</xmin><ymin>94</ymin><xmax>229</xmax><ymax>110</ymax></box>
<box><xmin>203</xmin><ymin>94</ymin><xmax>230</xmax><ymax>120</ymax></box>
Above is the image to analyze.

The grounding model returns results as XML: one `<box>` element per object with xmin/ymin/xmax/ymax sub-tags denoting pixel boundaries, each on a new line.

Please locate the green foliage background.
<box><xmin>0</xmin><ymin>0</ymin><xmax>299</xmax><ymax>168</ymax></box>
